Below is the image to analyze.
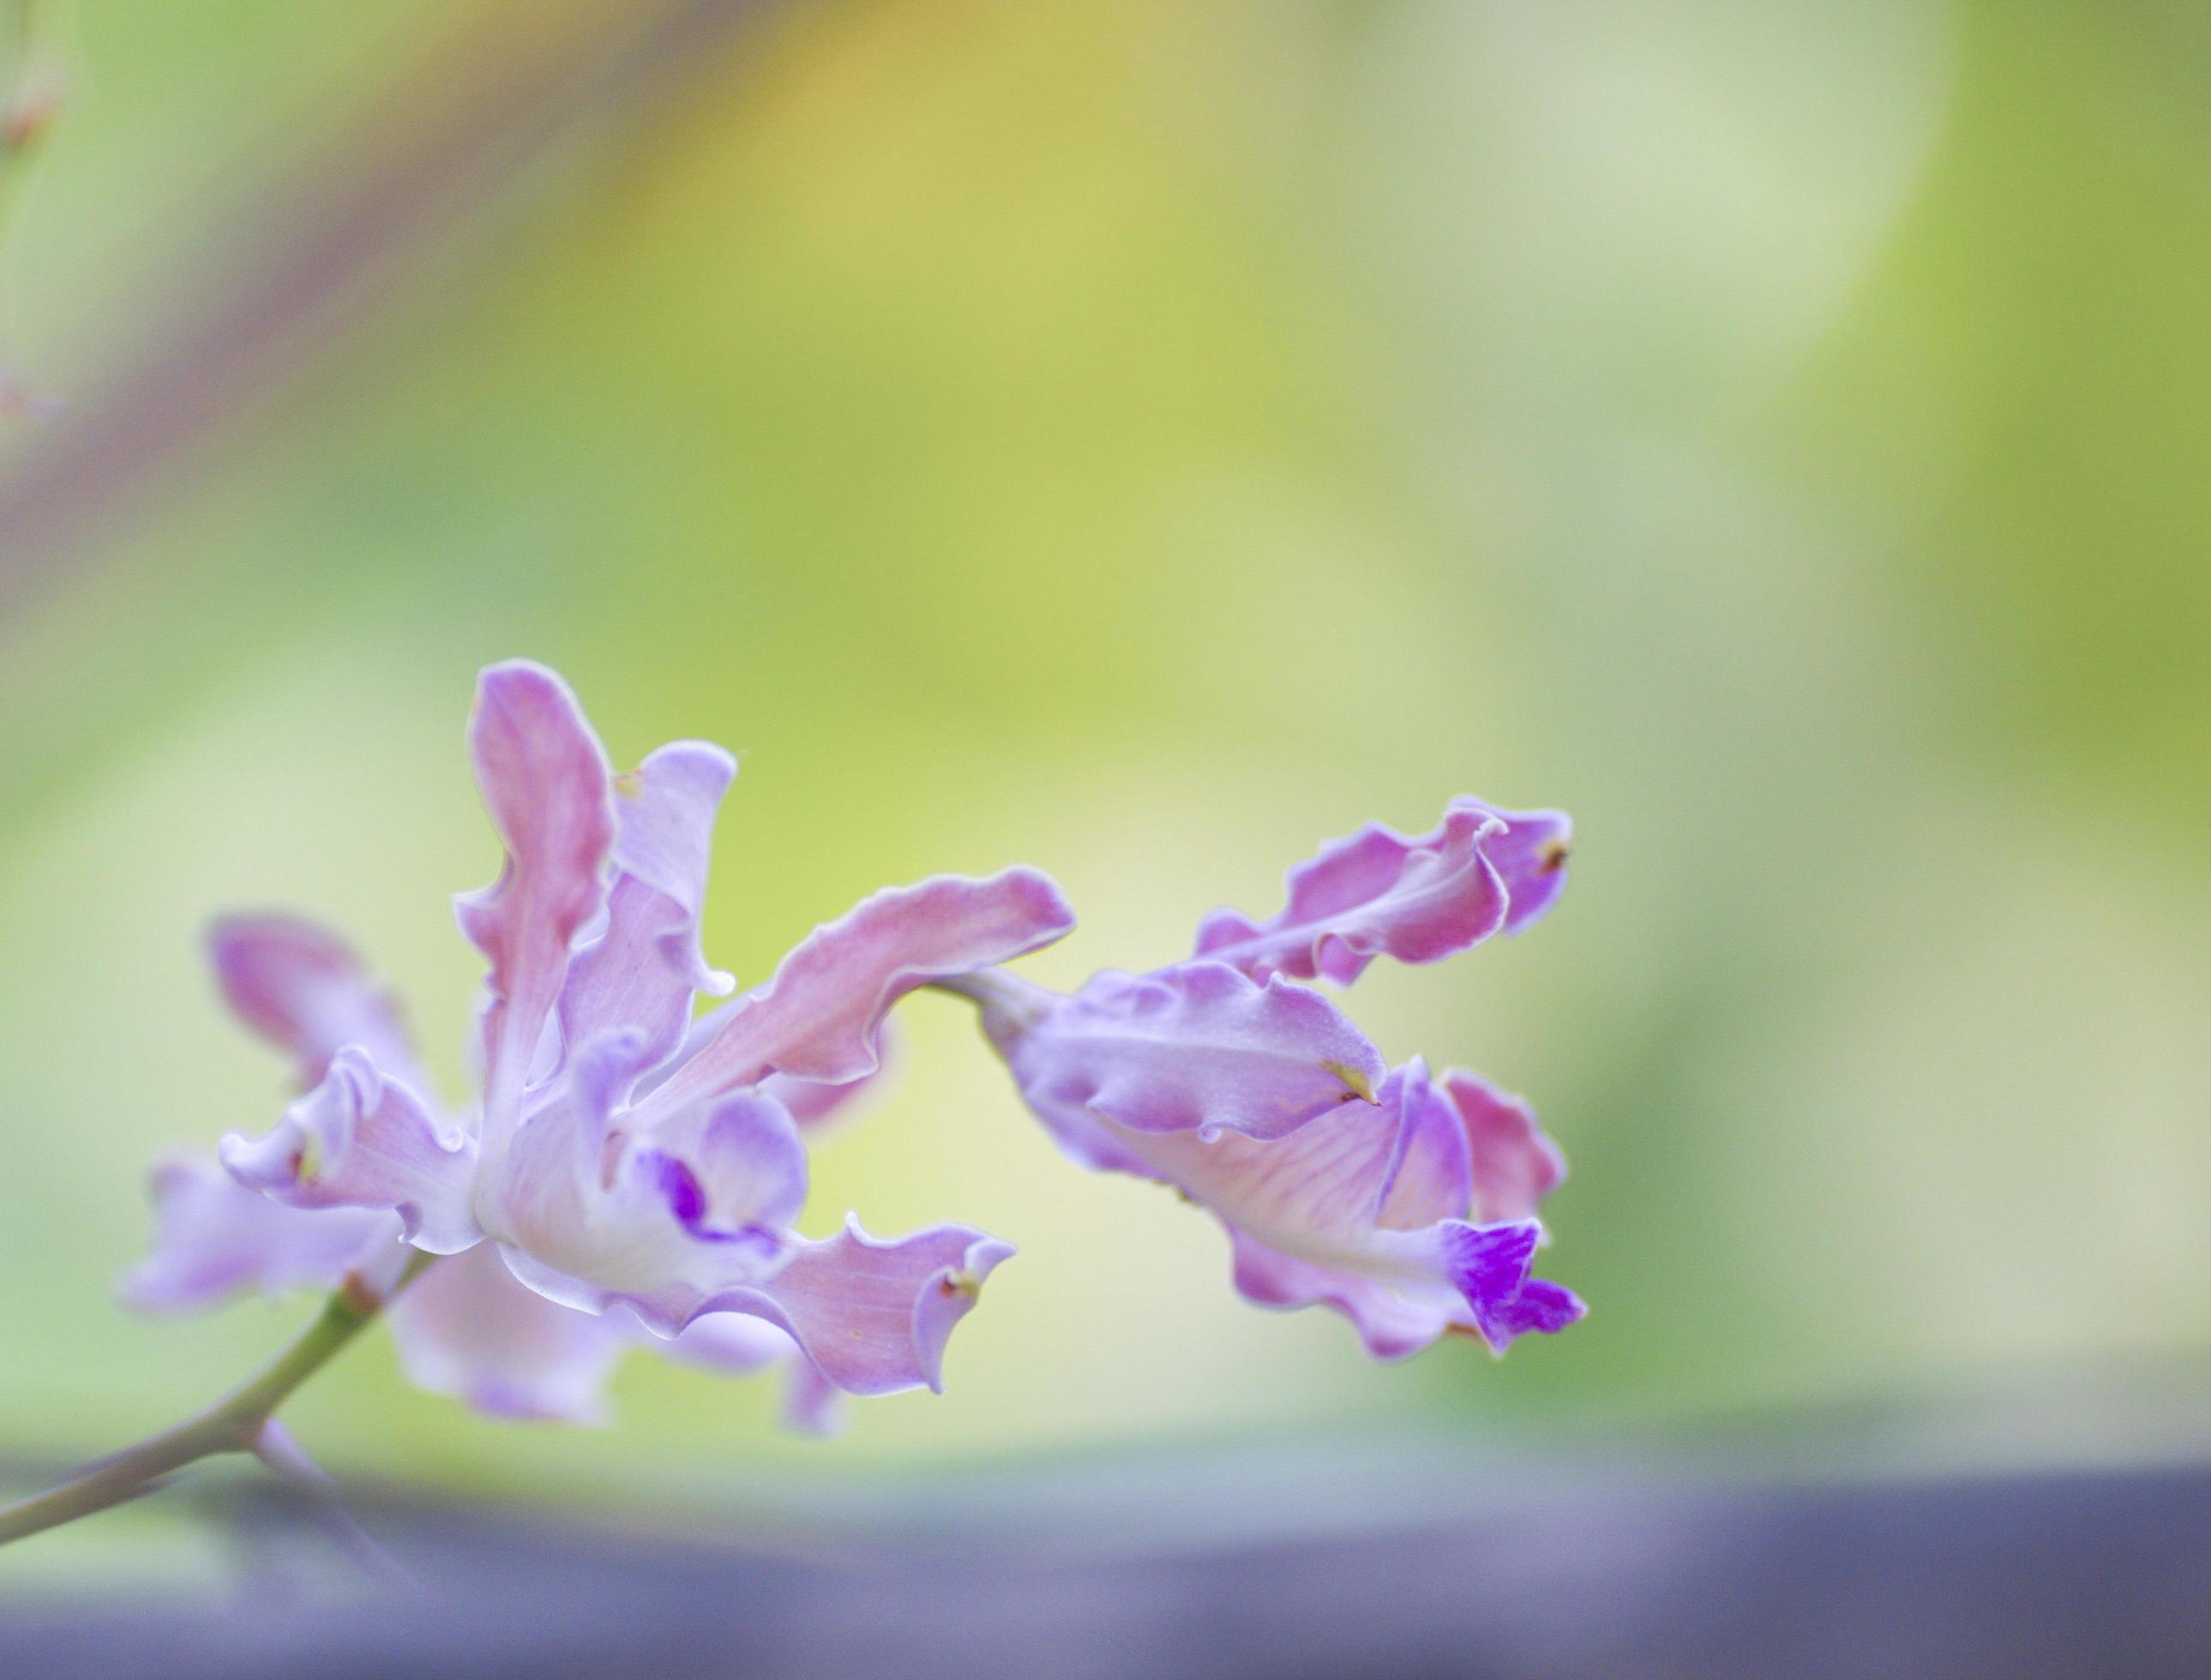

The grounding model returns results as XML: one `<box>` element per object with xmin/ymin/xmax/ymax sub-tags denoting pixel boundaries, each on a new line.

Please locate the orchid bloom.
<box><xmin>125</xmin><ymin>919</ymin><xmax>879</xmax><ymax>1431</ymax></box>
<box><xmin>954</xmin><ymin>799</ymin><xmax>1583</xmax><ymax>1359</ymax></box>
<box><xmin>136</xmin><ymin>661</ymin><xmax>1073</xmax><ymax>1420</ymax></box>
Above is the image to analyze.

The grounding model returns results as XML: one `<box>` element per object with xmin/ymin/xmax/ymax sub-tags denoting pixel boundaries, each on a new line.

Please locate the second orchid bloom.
<box><xmin>944</xmin><ymin>796</ymin><xmax>1585</xmax><ymax>1359</ymax></box>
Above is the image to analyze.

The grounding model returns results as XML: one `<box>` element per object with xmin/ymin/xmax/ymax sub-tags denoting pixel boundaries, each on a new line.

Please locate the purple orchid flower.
<box><xmin>957</xmin><ymin>800</ymin><xmax>1583</xmax><ymax>1359</ymax></box>
<box><xmin>132</xmin><ymin>661</ymin><xmax>1074</xmax><ymax>1421</ymax></box>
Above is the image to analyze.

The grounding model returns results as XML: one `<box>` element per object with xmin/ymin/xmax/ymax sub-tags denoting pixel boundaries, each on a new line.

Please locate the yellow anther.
<box><xmin>1323</xmin><ymin>1060</ymin><xmax>1379</xmax><ymax>1104</ymax></box>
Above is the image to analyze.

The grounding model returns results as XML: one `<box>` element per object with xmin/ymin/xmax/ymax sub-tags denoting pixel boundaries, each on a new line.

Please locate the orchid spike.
<box><xmin>955</xmin><ymin>800</ymin><xmax>1583</xmax><ymax>1359</ymax></box>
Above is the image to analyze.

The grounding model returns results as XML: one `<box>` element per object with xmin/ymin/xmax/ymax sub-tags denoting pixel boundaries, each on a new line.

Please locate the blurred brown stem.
<box><xmin>0</xmin><ymin>0</ymin><xmax>783</xmax><ymax>622</ymax></box>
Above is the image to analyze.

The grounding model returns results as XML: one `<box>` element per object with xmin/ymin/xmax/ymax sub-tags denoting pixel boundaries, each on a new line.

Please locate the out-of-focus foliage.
<box><xmin>3</xmin><ymin>0</ymin><xmax>2208</xmax><ymax>1520</ymax></box>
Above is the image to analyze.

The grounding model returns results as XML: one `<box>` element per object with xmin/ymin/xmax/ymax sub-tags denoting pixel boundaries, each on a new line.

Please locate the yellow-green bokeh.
<box><xmin>3</xmin><ymin>0</ymin><xmax>2209</xmax><ymax>1521</ymax></box>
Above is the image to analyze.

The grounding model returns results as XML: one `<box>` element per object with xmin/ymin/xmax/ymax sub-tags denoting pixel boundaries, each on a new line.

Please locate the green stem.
<box><xmin>0</xmin><ymin>1251</ymin><xmax>436</xmax><ymax>1549</ymax></box>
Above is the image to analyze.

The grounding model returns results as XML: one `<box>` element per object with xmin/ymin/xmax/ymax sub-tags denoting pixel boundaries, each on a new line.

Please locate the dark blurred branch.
<box><xmin>0</xmin><ymin>0</ymin><xmax>782</xmax><ymax>625</ymax></box>
<box><xmin>5</xmin><ymin>1458</ymin><xmax>2210</xmax><ymax>1678</ymax></box>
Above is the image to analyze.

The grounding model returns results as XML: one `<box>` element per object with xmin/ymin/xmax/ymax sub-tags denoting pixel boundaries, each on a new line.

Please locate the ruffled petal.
<box><xmin>556</xmin><ymin>741</ymin><xmax>736</xmax><ymax>1093</ymax></box>
<box><xmin>970</xmin><ymin>1064</ymin><xmax>1160</xmax><ymax>1178</ymax></box>
<box><xmin>1373</xmin><ymin>1061</ymin><xmax>1479</xmax><ymax>1232</ymax></box>
<box><xmin>639</xmin><ymin>868</ymin><xmax>1073</xmax><ymax>1116</ymax></box>
<box><xmin>689</xmin><ymin>1216</ymin><xmax>1012</xmax><ymax>1396</ymax></box>
<box><xmin>119</xmin><ymin>1155</ymin><xmax>402</xmax><ymax>1312</ymax></box>
<box><xmin>220</xmin><ymin>1047</ymin><xmax>481</xmax><ymax>1252</ymax></box>
<box><xmin>207</xmin><ymin>914</ymin><xmax>424</xmax><ymax>1091</ymax></box>
<box><xmin>646</xmin><ymin>1009</ymin><xmax>895</xmax><ymax>1133</ymax></box>
<box><xmin>1068</xmin><ymin>1054</ymin><xmax>1462</xmax><ymax>1247</ymax></box>
<box><xmin>981</xmin><ymin>961</ymin><xmax>1384</xmax><ymax>1143</ymax></box>
<box><xmin>1193</xmin><ymin>799</ymin><xmax>1521</xmax><ymax>985</ymax></box>
<box><xmin>453</xmin><ymin>662</ymin><xmax>616</xmax><ymax>1137</ymax></box>
<box><xmin>387</xmin><ymin>1241</ymin><xmax>629</xmax><ymax>1424</ymax></box>
<box><xmin>1442</xmin><ymin>1069</ymin><xmax>1567</xmax><ymax>1225</ymax></box>
<box><xmin>1460</xmin><ymin>802</ymin><xmax>1572</xmax><ymax>934</ymax></box>
<box><xmin>659</xmin><ymin>1311</ymin><xmax>792</xmax><ymax>1376</ymax></box>
<box><xmin>1228</xmin><ymin>1226</ymin><xmax>1458</xmax><ymax>1360</ymax></box>
<box><xmin>1112</xmin><ymin>1059</ymin><xmax>1466</xmax><ymax>1243</ymax></box>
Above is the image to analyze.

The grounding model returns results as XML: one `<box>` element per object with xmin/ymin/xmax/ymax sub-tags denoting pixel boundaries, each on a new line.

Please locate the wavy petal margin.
<box><xmin>1193</xmin><ymin>797</ymin><xmax>1571</xmax><ymax>985</ymax></box>
<box><xmin>387</xmin><ymin>1241</ymin><xmax>629</xmax><ymax>1425</ymax></box>
<box><xmin>121</xmin><ymin>1155</ymin><xmax>401</xmax><ymax>1312</ymax></box>
<box><xmin>988</xmin><ymin>961</ymin><xmax>1384</xmax><ymax>1143</ymax></box>
<box><xmin>207</xmin><ymin>914</ymin><xmax>423</xmax><ymax>1092</ymax></box>
<box><xmin>454</xmin><ymin>661</ymin><xmax>616</xmax><ymax>1138</ymax></box>
<box><xmin>221</xmin><ymin>1047</ymin><xmax>481</xmax><ymax>1252</ymax></box>
<box><xmin>556</xmin><ymin>741</ymin><xmax>737</xmax><ymax>1092</ymax></box>
<box><xmin>691</xmin><ymin>1217</ymin><xmax>1013</xmax><ymax>1397</ymax></box>
<box><xmin>640</xmin><ymin>868</ymin><xmax>1073</xmax><ymax>1116</ymax></box>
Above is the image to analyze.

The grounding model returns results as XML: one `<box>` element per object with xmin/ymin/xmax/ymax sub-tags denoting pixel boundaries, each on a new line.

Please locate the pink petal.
<box><xmin>207</xmin><ymin>914</ymin><xmax>423</xmax><ymax>1091</ymax></box>
<box><xmin>983</xmin><ymin>961</ymin><xmax>1385</xmax><ymax>1143</ymax></box>
<box><xmin>1128</xmin><ymin>1059</ymin><xmax>1472</xmax><ymax>1241</ymax></box>
<box><xmin>1463</xmin><ymin>802</ymin><xmax>1572</xmax><ymax>934</ymax></box>
<box><xmin>1193</xmin><ymin>798</ymin><xmax>1523</xmax><ymax>985</ymax></box>
<box><xmin>1373</xmin><ymin>1061</ymin><xmax>1480</xmax><ymax>1232</ymax></box>
<box><xmin>454</xmin><ymin>662</ymin><xmax>616</xmax><ymax>1139</ymax></box>
<box><xmin>1442</xmin><ymin>1069</ymin><xmax>1567</xmax><ymax>1224</ymax></box>
<box><xmin>220</xmin><ymin>1047</ymin><xmax>480</xmax><ymax>1252</ymax></box>
<box><xmin>661</xmin><ymin>1311</ymin><xmax>793</xmax><ymax>1377</ymax></box>
<box><xmin>1229</xmin><ymin>1226</ymin><xmax>1459</xmax><ymax>1360</ymax></box>
<box><xmin>646</xmin><ymin>1012</ymin><xmax>898</xmax><ymax>1134</ymax></box>
<box><xmin>556</xmin><ymin>741</ymin><xmax>736</xmax><ymax>1094</ymax></box>
<box><xmin>638</xmin><ymin>868</ymin><xmax>1073</xmax><ymax>1118</ymax></box>
<box><xmin>120</xmin><ymin>1155</ymin><xmax>401</xmax><ymax>1312</ymax></box>
<box><xmin>388</xmin><ymin>1241</ymin><xmax>629</xmax><ymax>1425</ymax></box>
<box><xmin>691</xmin><ymin>1217</ymin><xmax>1013</xmax><ymax>1397</ymax></box>
<box><xmin>778</xmin><ymin>1356</ymin><xmax>846</xmax><ymax>1437</ymax></box>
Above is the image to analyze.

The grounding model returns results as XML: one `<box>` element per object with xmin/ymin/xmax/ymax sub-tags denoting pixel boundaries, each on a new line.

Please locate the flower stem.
<box><xmin>0</xmin><ymin>1251</ymin><xmax>436</xmax><ymax>1549</ymax></box>
<box><xmin>926</xmin><ymin>967</ymin><xmax>1053</xmax><ymax>1031</ymax></box>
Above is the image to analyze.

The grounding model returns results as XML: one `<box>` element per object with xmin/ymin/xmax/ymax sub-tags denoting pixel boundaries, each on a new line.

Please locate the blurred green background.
<box><xmin>3</xmin><ymin>0</ymin><xmax>2209</xmax><ymax>1536</ymax></box>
